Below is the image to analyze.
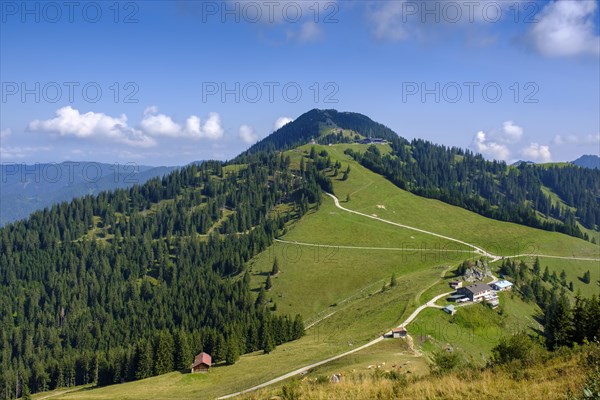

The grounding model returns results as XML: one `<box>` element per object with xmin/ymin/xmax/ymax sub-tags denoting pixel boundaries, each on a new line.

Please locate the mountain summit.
<box><xmin>239</xmin><ymin>109</ymin><xmax>401</xmax><ymax>156</ymax></box>
<box><xmin>572</xmin><ymin>155</ymin><xmax>600</xmax><ymax>169</ymax></box>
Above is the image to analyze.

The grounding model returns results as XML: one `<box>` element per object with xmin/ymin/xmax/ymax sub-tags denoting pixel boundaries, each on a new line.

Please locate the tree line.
<box><xmin>0</xmin><ymin>153</ymin><xmax>332</xmax><ymax>398</ymax></box>
<box><xmin>346</xmin><ymin>143</ymin><xmax>600</xmax><ymax>240</ymax></box>
<box><xmin>498</xmin><ymin>258</ymin><xmax>599</xmax><ymax>350</ymax></box>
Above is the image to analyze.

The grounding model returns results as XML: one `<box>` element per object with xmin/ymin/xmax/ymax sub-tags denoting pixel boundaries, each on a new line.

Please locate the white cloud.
<box><xmin>553</xmin><ymin>133</ymin><xmax>600</xmax><ymax>146</ymax></box>
<box><xmin>528</xmin><ymin>0</ymin><xmax>600</xmax><ymax>57</ymax></box>
<box><xmin>28</xmin><ymin>106</ymin><xmax>156</xmax><ymax>148</ymax></box>
<box><xmin>140</xmin><ymin>107</ymin><xmax>182</xmax><ymax>137</ymax></box>
<box><xmin>27</xmin><ymin>107</ymin><xmax>226</xmax><ymax>149</ymax></box>
<box><xmin>201</xmin><ymin>112</ymin><xmax>225</xmax><ymax>140</ymax></box>
<box><xmin>0</xmin><ymin>128</ymin><xmax>11</xmax><ymax>139</ymax></box>
<box><xmin>521</xmin><ymin>143</ymin><xmax>553</xmax><ymax>163</ymax></box>
<box><xmin>140</xmin><ymin>107</ymin><xmax>224</xmax><ymax>140</ymax></box>
<box><xmin>274</xmin><ymin>116</ymin><xmax>293</xmax><ymax>131</ymax></box>
<box><xmin>239</xmin><ymin>125</ymin><xmax>259</xmax><ymax>144</ymax></box>
<box><xmin>501</xmin><ymin>121</ymin><xmax>524</xmax><ymax>144</ymax></box>
<box><xmin>472</xmin><ymin>131</ymin><xmax>510</xmax><ymax>161</ymax></box>
<box><xmin>472</xmin><ymin>120</ymin><xmax>523</xmax><ymax>159</ymax></box>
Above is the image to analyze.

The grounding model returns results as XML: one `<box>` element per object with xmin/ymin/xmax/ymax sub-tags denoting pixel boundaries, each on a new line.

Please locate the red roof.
<box><xmin>191</xmin><ymin>352</ymin><xmax>212</xmax><ymax>368</ymax></box>
<box><xmin>392</xmin><ymin>327</ymin><xmax>407</xmax><ymax>333</ymax></box>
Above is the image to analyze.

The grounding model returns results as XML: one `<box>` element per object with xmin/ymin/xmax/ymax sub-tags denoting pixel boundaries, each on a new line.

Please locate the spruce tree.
<box><xmin>224</xmin><ymin>338</ymin><xmax>240</xmax><ymax>365</ymax></box>
<box><xmin>262</xmin><ymin>331</ymin><xmax>274</xmax><ymax>354</ymax></box>
<box><xmin>134</xmin><ymin>339</ymin><xmax>153</xmax><ymax>380</ymax></box>
<box><xmin>174</xmin><ymin>330</ymin><xmax>192</xmax><ymax>371</ymax></box>
<box><xmin>154</xmin><ymin>332</ymin><xmax>175</xmax><ymax>375</ymax></box>
<box><xmin>543</xmin><ymin>266</ymin><xmax>550</xmax><ymax>281</ymax></box>
<box><xmin>256</xmin><ymin>288</ymin><xmax>266</xmax><ymax>306</ymax></box>
<box><xmin>292</xmin><ymin>314</ymin><xmax>305</xmax><ymax>339</ymax></box>
<box><xmin>545</xmin><ymin>297</ymin><xmax>573</xmax><ymax>350</ymax></box>
<box><xmin>533</xmin><ymin>257</ymin><xmax>541</xmax><ymax>276</ymax></box>
<box><xmin>583</xmin><ymin>270</ymin><xmax>591</xmax><ymax>284</ymax></box>
<box><xmin>560</xmin><ymin>270</ymin><xmax>567</xmax><ymax>286</ymax></box>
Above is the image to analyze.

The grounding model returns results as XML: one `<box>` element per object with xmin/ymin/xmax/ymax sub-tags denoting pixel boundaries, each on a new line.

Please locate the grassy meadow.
<box><xmin>33</xmin><ymin>143</ymin><xmax>598</xmax><ymax>400</ymax></box>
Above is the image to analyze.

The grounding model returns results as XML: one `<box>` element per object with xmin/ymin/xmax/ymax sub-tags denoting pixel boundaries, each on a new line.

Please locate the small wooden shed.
<box><xmin>190</xmin><ymin>352</ymin><xmax>212</xmax><ymax>373</ymax></box>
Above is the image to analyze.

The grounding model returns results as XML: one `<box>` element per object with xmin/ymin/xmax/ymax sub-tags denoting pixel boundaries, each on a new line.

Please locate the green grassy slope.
<box><xmin>311</xmin><ymin>144</ymin><xmax>599</xmax><ymax>259</ymax></box>
<box><xmin>36</xmin><ymin>143</ymin><xmax>598</xmax><ymax>400</ymax></box>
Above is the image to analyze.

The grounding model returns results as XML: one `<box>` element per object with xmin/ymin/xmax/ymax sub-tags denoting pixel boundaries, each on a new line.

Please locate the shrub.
<box><xmin>431</xmin><ymin>350</ymin><xmax>463</xmax><ymax>375</ymax></box>
<box><xmin>491</xmin><ymin>332</ymin><xmax>547</xmax><ymax>367</ymax></box>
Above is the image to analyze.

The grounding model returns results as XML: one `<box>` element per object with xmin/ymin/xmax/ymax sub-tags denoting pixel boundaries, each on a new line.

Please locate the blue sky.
<box><xmin>1</xmin><ymin>0</ymin><xmax>599</xmax><ymax>166</ymax></box>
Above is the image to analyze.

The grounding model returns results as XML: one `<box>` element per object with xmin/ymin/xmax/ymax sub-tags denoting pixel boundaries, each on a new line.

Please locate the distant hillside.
<box><xmin>572</xmin><ymin>155</ymin><xmax>600</xmax><ymax>169</ymax></box>
<box><xmin>0</xmin><ymin>162</ymin><xmax>178</xmax><ymax>226</ymax></box>
<box><xmin>511</xmin><ymin>160</ymin><xmax>535</xmax><ymax>166</ymax></box>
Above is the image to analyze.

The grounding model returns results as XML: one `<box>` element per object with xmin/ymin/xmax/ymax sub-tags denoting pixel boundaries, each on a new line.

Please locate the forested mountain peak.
<box><xmin>237</xmin><ymin>109</ymin><xmax>402</xmax><ymax>157</ymax></box>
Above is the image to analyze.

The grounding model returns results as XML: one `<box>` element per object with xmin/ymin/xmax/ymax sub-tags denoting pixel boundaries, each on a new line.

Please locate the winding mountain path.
<box><xmin>217</xmin><ymin>193</ymin><xmax>599</xmax><ymax>399</ymax></box>
<box><xmin>325</xmin><ymin>193</ymin><xmax>600</xmax><ymax>264</ymax></box>
<box><xmin>325</xmin><ymin>193</ymin><xmax>501</xmax><ymax>262</ymax></box>
<box><xmin>274</xmin><ymin>238</ymin><xmax>477</xmax><ymax>254</ymax></box>
<box><xmin>217</xmin><ymin>290</ymin><xmax>453</xmax><ymax>400</ymax></box>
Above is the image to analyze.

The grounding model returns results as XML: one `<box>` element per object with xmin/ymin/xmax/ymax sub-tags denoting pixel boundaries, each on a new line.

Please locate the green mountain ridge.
<box><xmin>1</xmin><ymin>109</ymin><xmax>599</xmax><ymax>400</ymax></box>
<box><xmin>241</xmin><ymin>109</ymin><xmax>599</xmax><ymax>240</ymax></box>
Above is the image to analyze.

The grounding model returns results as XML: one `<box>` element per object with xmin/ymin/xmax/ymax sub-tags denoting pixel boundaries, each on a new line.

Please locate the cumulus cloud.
<box><xmin>239</xmin><ymin>125</ymin><xmax>259</xmax><ymax>144</ymax></box>
<box><xmin>521</xmin><ymin>143</ymin><xmax>552</xmax><ymax>163</ymax></box>
<box><xmin>201</xmin><ymin>112</ymin><xmax>225</xmax><ymax>140</ymax></box>
<box><xmin>27</xmin><ymin>106</ymin><xmax>225</xmax><ymax>149</ymax></box>
<box><xmin>501</xmin><ymin>121</ymin><xmax>524</xmax><ymax>144</ymax></box>
<box><xmin>553</xmin><ymin>133</ymin><xmax>600</xmax><ymax>146</ymax></box>
<box><xmin>185</xmin><ymin>115</ymin><xmax>202</xmax><ymax>136</ymax></box>
<box><xmin>528</xmin><ymin>0</ymin><xmax>600</xmax><ymax>57</ymax></box>
<box><xmin>472</xmin><ymin>121</ymin><xmax>523</xmax><ymax>159</ymax></box>
<box><xmin>472</xmin><ymin>131</ymin><xmax>510</xmax><ymax>161</ymax></box>
<box><xmin>28</xmin><ymin>106</ymin><xmax>156</xmax><ymax>148</ymax></box>
<box><xmin>140</xmin><ymin>107</ymin><xmax>182</xmax><ymax>137</ymax></box>
<box><xmin>274</xmin><ymin>116</ymin><xmax>293</xmax><ymax>131</ymax></box>
<box><xmin>140</xmin><ymin>107</ymin><xmax>224</xmax><ymax>140</ymax></box>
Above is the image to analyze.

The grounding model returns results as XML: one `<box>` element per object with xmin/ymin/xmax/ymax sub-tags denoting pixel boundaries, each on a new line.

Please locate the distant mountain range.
<box><xmin>571</xmin><ymin>155</ymin><xmax>600</xmax><ymax>169</ymax></box>
<box><xmin>0</xmin><ymin>162</ymin><xmax>179</xmax><ymax>226</ymax></box>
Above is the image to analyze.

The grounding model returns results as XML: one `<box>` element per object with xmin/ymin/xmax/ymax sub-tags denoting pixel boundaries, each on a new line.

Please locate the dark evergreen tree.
<box><xmin>545</xmin><ymin>297</ymin><xmax>573</xmax><ymax>350</ymax></box>
<box><xmin>174</xmin><ymin>330</ymin><xmax>192</xmax><ymax>371</ymax></box>
<box><xmin>533</xmin><ymin>257</ymin><xmax>541</xmax><ymax>276</ymax></box>
<box><xmin>154</xmin><ymin>332</ymin><xmax>175</xmax><ymax>375</ymax></box>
